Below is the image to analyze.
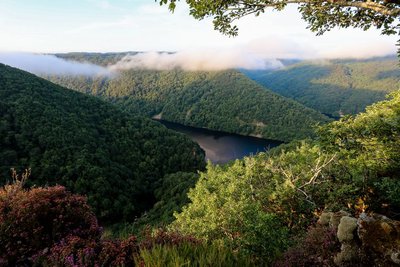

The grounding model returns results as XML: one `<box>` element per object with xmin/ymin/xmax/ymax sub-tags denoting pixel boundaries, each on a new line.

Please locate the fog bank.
<box><xmin>0</xmin><ymin>52</ymin><xmax>109</xmax><ymax>76</ymax></box>
<box><xmin>108</xmin><ymin>50</ymin><xmax>284</xmax><ymax>71</ymax></box>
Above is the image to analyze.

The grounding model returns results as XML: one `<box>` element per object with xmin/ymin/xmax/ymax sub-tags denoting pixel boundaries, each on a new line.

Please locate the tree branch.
<box><xmin>236</xmin><ymin>0</ymin><xmax>400</xmax><ymax>17</ymax></box>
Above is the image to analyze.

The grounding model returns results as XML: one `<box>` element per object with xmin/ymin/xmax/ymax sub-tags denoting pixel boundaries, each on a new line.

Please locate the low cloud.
<box><xmin>108</xmin><ymin>49</ymin><xmax>284</xmax><ymax>71</ymax></box>
<box><xmin>0</xmin><ymin>52</ymin><xmax>110</xmax><ymax>76</ymax></box>
<box><xmin>0</xmin><ymin>39</ymin><xmax>396</xmax><ymax>77</ymax></box>
<box><xmin>0</xmin><ymin>50</ymin><xmax>284</xmax><ymax>76</ymax></box>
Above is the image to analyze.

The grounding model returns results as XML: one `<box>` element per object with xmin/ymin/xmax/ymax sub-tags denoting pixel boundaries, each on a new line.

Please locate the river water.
<box><xmin>157</xmin><ymin>120</ymin><xmax>283</xmax><ymax>164</ymax></box>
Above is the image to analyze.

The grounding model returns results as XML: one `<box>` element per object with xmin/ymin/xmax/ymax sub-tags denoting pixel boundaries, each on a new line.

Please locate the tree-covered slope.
<box><xmin>170</xmin><ymin>91</ymin><xmax>400</xmax><ymax>263</ymax></box>
<box><xmin>244</xmin><ymin>56</ymin><xmax>400</xmax><ymax>117</ymax></box>
<box><xmin>45</xmin><ymin>69</ymin><xmax>330</xmax><ymax>142</ymax></box>
<box><xmin>0</xmin><ymin>63</ymin><xmax>205</xmax><ymax>222</ymax></box>
<box><xmin>54</xmin><ymin>52</ymin><xmax>133</xmax><ymax>66</ymax></box>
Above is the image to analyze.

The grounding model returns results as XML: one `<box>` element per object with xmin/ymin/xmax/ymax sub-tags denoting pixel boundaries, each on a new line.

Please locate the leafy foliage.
<box><xmin>135</xmin><ymin>242</ymin><xmax>254</xmax><ymax>267</ymax></box>
<box><xmin>0</xmin><ymin>182</ymin><xmax>252</xmax><ymax>267</ymax></box>
<box><xmin>0</xmin><ymin>63</ymin><xmax>205</xmax><ymax>222</ymax></box>
<box><xmin>157</xmin><ymin>0</ymin><xmax>400</xmax><ymax>53</ymax></box>
<box><xmin>317</xmin><ymin>91</ymin><xmax>400</xmax><ymax>214</ymax></box>
<box><xmin>110</xmin><ymin>172</ymin><xmax>200</xmax><ymax>238</ymax></box>
<box><xmin>170</xmin><ymin>160</ymin><xmax>292</xmax><ymax>263</ymax></box>
<box><xmin>135</xmin><ymin>172</ymin><xmax>200</xmax><ymax>230</ymax></box>
<box><xmin>244</xmin><ymin>56</ymin><xmax>400</xmax><ymax>117</ymax></box>
<box><xmin>170</xmin><ymin>91</ymin><xmax>400</xmax><ymax>262</ymax></box>
<box><xmin>45</xmin><ymin>67</ymin><xmax>330</xmax><ymax>142</ymax></box>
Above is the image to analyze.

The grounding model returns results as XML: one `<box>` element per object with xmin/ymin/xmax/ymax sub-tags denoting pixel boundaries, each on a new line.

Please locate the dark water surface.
<box><xmin>157</xmin><ymin>120</ymin><xmax>283</xmax><ymax>164</ymax></box>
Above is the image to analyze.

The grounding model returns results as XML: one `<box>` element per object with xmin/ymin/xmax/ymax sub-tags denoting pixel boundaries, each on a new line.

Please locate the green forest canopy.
<box><xmin>45</xmin><ymin>63</ymin><xmax>330</xmax><ymax>142</ymax></box>
<box><xmin>0</xmin><ymin>63</ymin><xmax>205</xmax><ymax>223</ymax></box>
<box><xmin>170</xmin><ymin>91</ymin><xmax>400</xmax><ymax>262</ymax></box>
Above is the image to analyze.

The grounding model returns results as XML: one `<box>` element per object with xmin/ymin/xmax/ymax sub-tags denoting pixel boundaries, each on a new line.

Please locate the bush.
<box><xmin>43</xmin><ymin>236</ymin><xmax>138</xmax><ymax>267</ymax></box>
<box><xmin>0</xmin><ymin>184</ymin><xmax>100</xmax><ymax>266</ymax></box>
<box><xmin>274</xmin><ymin>224</ymin><xmax>340</xmax><ymax>267</ymax></box>
<box><xmin>135</xmin><ymin>242</ymin><xmax>254</xmax><ymax>267</ymax></box>
<box><xmin>136</xmin><ymin>229</ymin><xmax>253</xmax><ymax>267</ymax></box>
<box><xmin>139</xmin><ymin>228</ymin><xmax>201</xmax><ymax>250</ymax></box>
<box><xmin>0</xmin><ymin>182</ymin><xmax>251</xmax><ymax>266</ymax></box>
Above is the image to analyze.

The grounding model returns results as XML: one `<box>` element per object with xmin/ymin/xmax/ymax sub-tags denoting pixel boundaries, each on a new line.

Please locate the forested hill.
<box><xmin>54</xmin><ymin>52</ymin><xmax>133</xmax><ymax>66</ymax></box>
<box><xmin>243</xmin><ymin>56</ymin><xmax>400</xmax><ymax>117</ymax></box>
<box><xmin>45</xmin><ymin>69</ymin><xmax>330</xmax><ymax>142</ymax></box>
<box><xmin>0</xmin><ymin>63</ymin><xmax>205</xmax><ymax>222</ymax></box>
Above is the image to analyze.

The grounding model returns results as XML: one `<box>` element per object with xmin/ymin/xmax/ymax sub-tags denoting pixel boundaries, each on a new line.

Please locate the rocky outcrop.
<box><xmin>319</xmin><ymin>211</ymin><xmax>400</xmax><ymax>266</ymax></box>
<box><xmin>357</xmin><ymin>213</ymin><xmax>400</xmax><ymax>266</ymax></box>
<box><xmin>334</xmin><ymin>216</ymin><xmax>358</xmax><ymax>265</ymax></box>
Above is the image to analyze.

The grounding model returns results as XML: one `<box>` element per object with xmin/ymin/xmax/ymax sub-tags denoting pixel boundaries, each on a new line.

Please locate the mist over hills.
<box><xmin>1</xmin><ymin>51</ymin><xmax>399</xmax><ymax>266</ymax></box>
<box><xmin>55</xmin><ymin>50</ymin><xmax>284</xmax><ymax>71</ymax></box>
<box><xmin>2</xmin><ymin>52</ymin><xmax>397</xmax><ymax>142</ymax></box>
<box><xmin>43</xmin><ymin>65</ymin><xmax>330</xmax><ymax>142</ymax></box>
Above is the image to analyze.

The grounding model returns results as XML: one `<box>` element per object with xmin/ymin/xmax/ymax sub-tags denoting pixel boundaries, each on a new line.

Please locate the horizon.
<box><xmin>0</xmin><ymin>0</ymin><xmax>398</xmax><ymax>60</ymax></box>
<box><xmin>0</xmin><ymin>51</ymin><xmax>397</xmax><ymax>76</ymax></box>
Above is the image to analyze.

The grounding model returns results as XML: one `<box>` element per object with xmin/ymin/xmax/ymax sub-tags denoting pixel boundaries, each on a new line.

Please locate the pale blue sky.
<box><xmin>0</xmin><ymin>0</ymin><xmax>397</xmax><ymax>58</ymax></box>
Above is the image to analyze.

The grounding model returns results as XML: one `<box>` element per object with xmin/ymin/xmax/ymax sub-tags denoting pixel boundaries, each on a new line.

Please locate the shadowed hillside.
<box><xmin>0</xmin><ymin>63</ymin><xmax>205</xmax><ymax>222</ymax></box>
<box><xmin>45</xmin><ymin>56</ymin><xmax>330</xmax><ymax>142</ymax></box>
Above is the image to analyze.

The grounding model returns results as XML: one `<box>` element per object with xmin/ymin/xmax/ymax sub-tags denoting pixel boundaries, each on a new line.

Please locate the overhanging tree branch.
<box><xmin>234</xmin><ymin>0</ymin><xmax>400</xmax><ymax>17</ymax></box>
<box><xmin>159</xmin><ymin>0</ymin><xmax>400</xmax><ymax>55</ymax></box>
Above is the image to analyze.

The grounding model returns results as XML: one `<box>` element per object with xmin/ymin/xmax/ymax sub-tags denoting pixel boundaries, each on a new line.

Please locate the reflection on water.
<box><xmin>157</xmin><ymin>120</ymin><xmax>283</xmax><ymax>164</ymax></box>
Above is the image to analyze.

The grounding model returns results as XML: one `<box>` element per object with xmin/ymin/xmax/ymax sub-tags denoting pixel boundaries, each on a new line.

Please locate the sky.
<box><xmin>0</xmin><ymin>0</ymin><xmax>398</xmax><ymax>59</ymax></box>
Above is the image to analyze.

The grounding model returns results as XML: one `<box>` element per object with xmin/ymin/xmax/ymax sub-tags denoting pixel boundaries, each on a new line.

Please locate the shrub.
<box><xmin>0</xmin><ymin>184</ymin><xmax>100</xmax><ymax>266</ymax></box>
<box><xmin>139</xmin><ymin>228</ymin><xmax>201</xmax><ymax>250</ymax></box>
<box><xmin>274</xmin><ymin>224</ymin><xmax>340</xmax><ymax>267</ymax></box>
<box><xmin>135</xmin><ymin>242</ymin><xmax>255</xmax><ymax>267</ymax></box>
<box><xmin>43</xmin><ymin>235</ymin><xmax>138</xmax><ymax>267</ymax></box>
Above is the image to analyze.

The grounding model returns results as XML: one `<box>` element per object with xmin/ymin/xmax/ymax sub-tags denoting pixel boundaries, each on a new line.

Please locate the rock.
<box><xmin>315</xmin><ymin>211</ymin><xmax>400</xmax><ymax>266</ymax></box>
<box><xmin>357</xmin><ymin>213</ymin><xmax>400</xmax><ymax>265</ymax></box>
<box><xmin>334</xmin><ymin>243</ymin><xmax>358</xmax><ymax>266</ymax></box>
<box><xmin>391</xmin><ymin>252</ymin><xmax>400</xmax><ymax>264</ymax></box>
<box><xmin>318</xmin><ymin>212</ymin><xmax>333</xmax><ymax>226</ymax></box>
<box><xmin>337</xmin><ymin>216</ymin><xmax>358</xmax><ymax>242</ymax></box>
<box><xmin>334</xmin><ymin>215</ymin><xmax>359</xmax><ymax>265</ymax></box>
<box><xmin>330</xmin><ymin>210</ymin><xmax>350</xmax><ymax>228</ymax></box>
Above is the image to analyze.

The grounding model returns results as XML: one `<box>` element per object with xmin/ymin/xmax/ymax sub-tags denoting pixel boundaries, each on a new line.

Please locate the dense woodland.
<box><xmin>45</xmin><ymin>65</ymin><xmax>330</xmax><ymax>142</ymax></box>
<box><xmin>244</xmin><ymin>56</ymin><xmax>400</xmax><ymax>117</ymax></box>
<box><xmin>2</xmin><ymin>0</ymin><xmax>400</xmax><ymax>263</ymax></box>
<box><xmin>0</xmin><ymin>63</ymin><xmax>205</xmax><ymax>223</ymax></box>
<box><xmin>1</xmin><ymin>73</ymin><xmax>399</xmax><ymax>265</ymax></box>
<box><xmin>1</xmin><ymin>54</ymin><xmax>400</xmax><ymax>266</ymax></box>
<box><xmin>170</xmin><ymin>91</ymin><xmax>400</xmax><ymax>263</ymax></box>
<box><xmin>55</xmin><ymin>52</ymin><xmax>133</xmax><ymax>67</ymax></box>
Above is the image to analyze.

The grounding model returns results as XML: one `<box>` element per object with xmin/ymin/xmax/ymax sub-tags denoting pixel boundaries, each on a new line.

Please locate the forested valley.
<box><xmin>1</xmin><ymin>53</ymin><xmax>399</xmax><ymax>265</ymax></box>
<box><xmin>2</xmin><ymin>0</ymin><xmax>400</xmax><ymax>263</ymax></box>
<box><xmin>0</xmin><ymin>48</ymin><xmax>400</xmax><ymax>266</ymax></box>
<box><xmin>44</xmin><ymin>54</ymin><xmax>330</xmax><ymax>142</ymax></box>
<box><xmin>0</xmin><ymin>63</ymin><xmax>205</xmax><ymax>224</ymax></box>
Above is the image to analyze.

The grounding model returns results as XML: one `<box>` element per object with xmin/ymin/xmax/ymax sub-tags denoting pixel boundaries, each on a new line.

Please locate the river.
<box><xmin>157</xmin><ymin>120</ymin><xmax>283</xmax><ymax>164</ymax></box>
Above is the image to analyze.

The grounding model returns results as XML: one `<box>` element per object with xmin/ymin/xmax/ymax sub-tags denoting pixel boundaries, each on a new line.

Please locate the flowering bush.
<box><xmin>274</xmin><ymin>224</ymin><xmax>340</xmax><ymax>267</ymax></box>
<box><xmin>44</xmin><ymin>235</ymin><xmax>138</xmax><ymax>267</ymax></box>
<box><xmin>0</xmin><ymin>183</ymin><xmax>252</xmax><ymax>266</ymax></box>
<box><xmin>0</xmin><ymin>184</ymin><xmax>100</xmax><ymax>265</ymax></box>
